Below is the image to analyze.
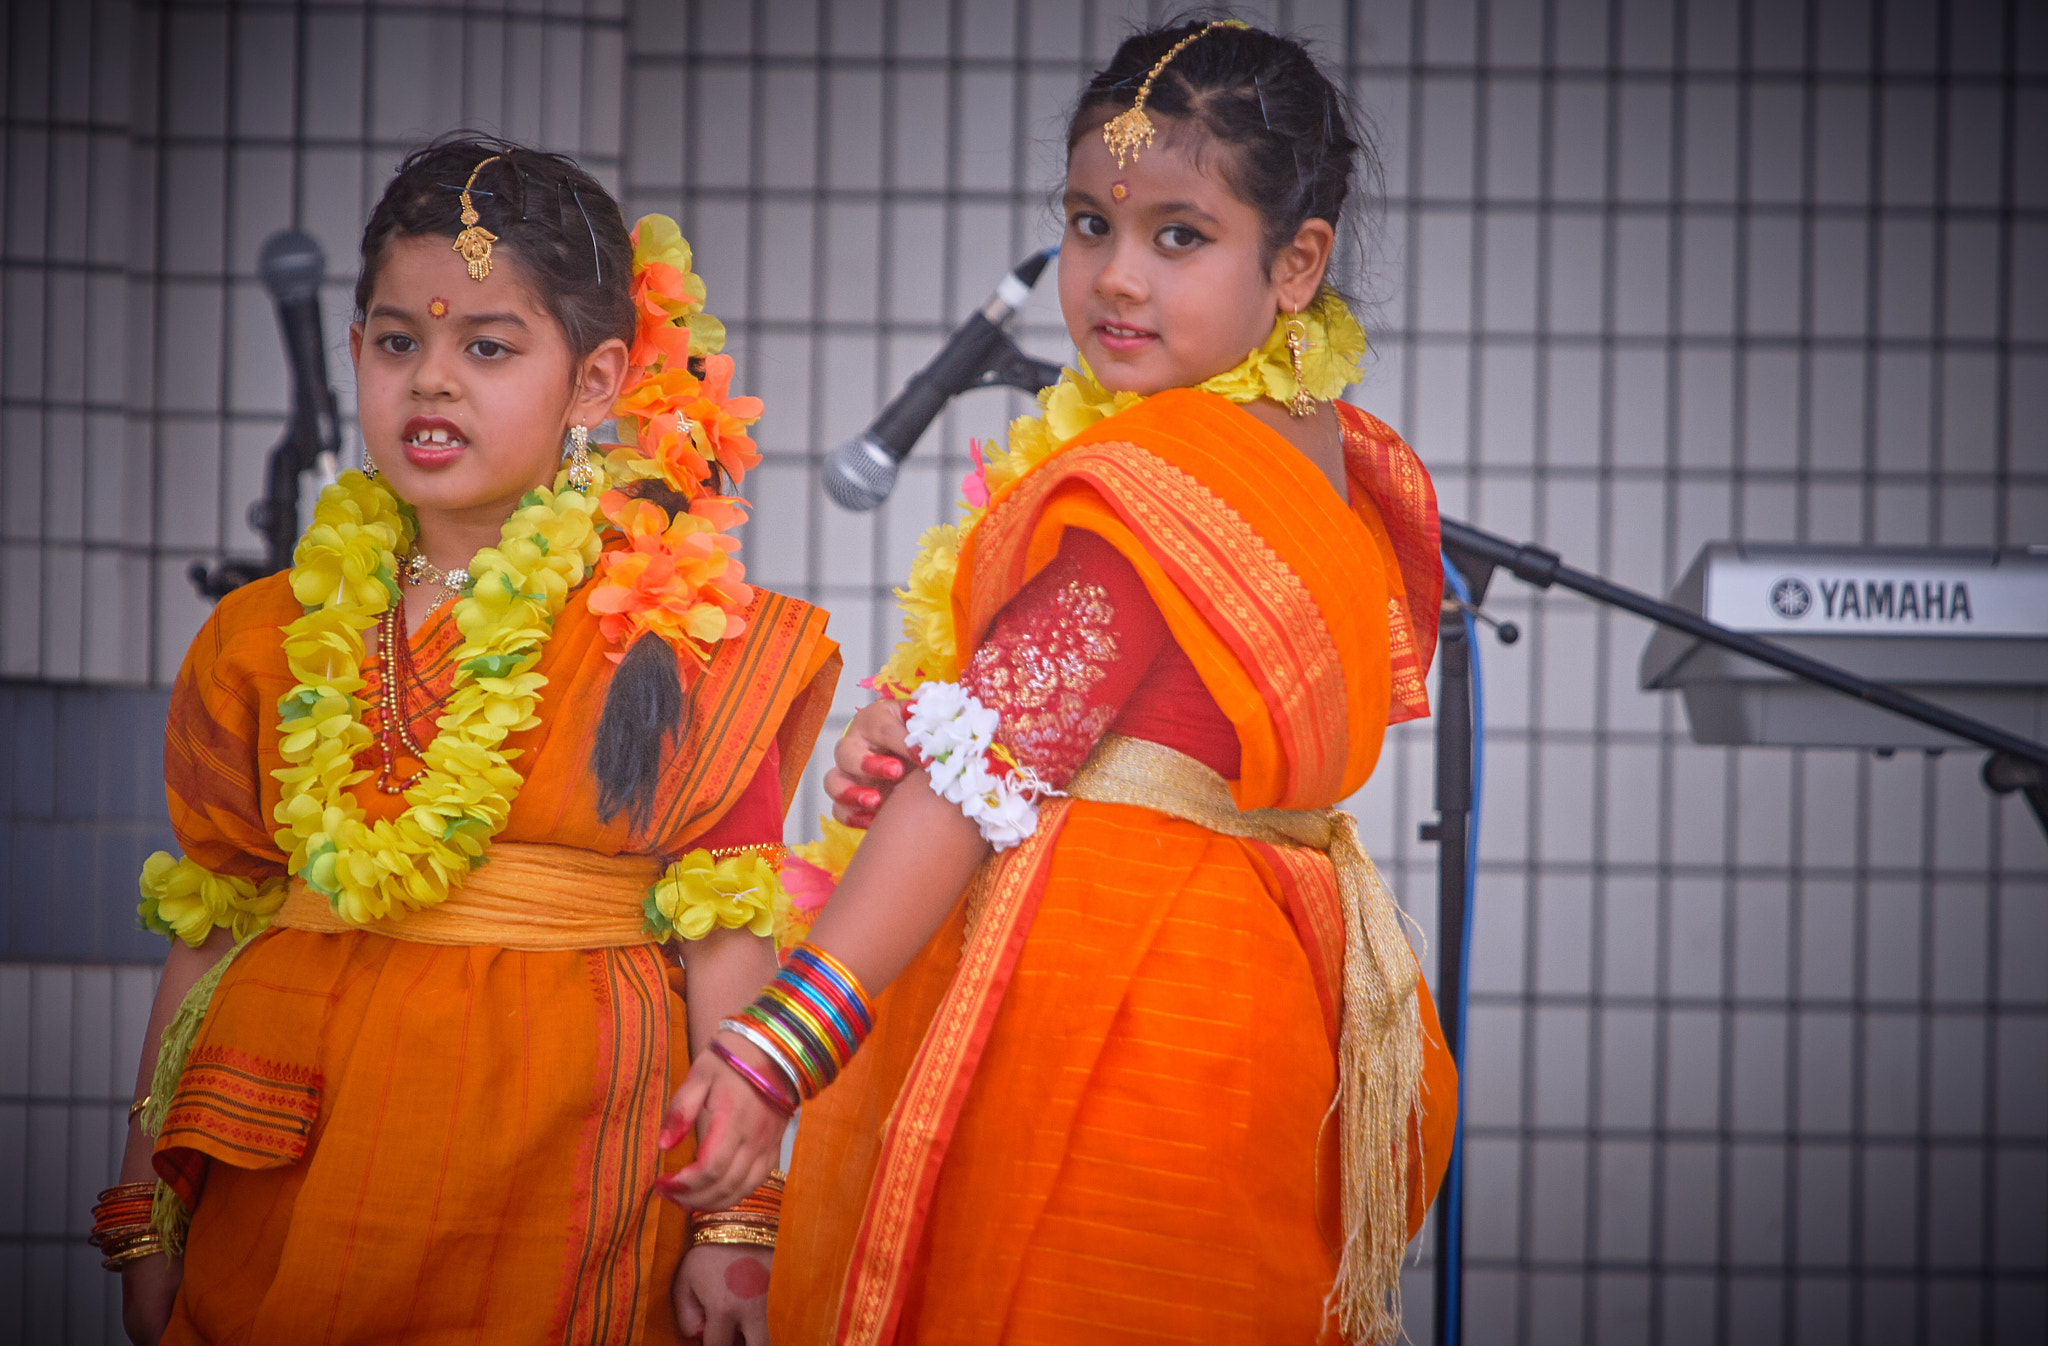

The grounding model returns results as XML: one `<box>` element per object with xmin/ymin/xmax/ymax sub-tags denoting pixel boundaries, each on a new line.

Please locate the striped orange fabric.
<box><xmin>774</xmin><ymin>391</ymin><xmax>1456</xmax><ymax>1345</ymax></box>
<box><xmin>1337</xmin><ymin>401</ymin><xmax>1441</xmax><ymax>725</ymax></box>
<box><xmin>153</xmin><ymin>574</ymin><xmax>839</xmax><ymax>1343</ymax></box>
<box><xmin>161</xmin><ymin>936</ymin><xmax>691</xmax><ymax>1345</ymax></box>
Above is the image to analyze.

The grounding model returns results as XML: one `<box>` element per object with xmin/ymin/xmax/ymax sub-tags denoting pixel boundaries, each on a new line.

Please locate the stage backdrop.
<box><xmin>1</xmin><ymin>0</ymin><xmax>2043</xmax><ymax>1342</ymax></box>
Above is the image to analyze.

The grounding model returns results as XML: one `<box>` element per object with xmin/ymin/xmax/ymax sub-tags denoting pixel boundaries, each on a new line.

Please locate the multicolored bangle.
<box><xmin>89</xmin><ymin>1182</ymin><xmax>163</xmax><ymax>1271</ymax></box>
<box><xmin>719</xmin><ymin>1016</ymin><xmax>805</xmax><ymax>1099</ymax></box>
<box><xmin>729</xmin><ymin>942</ymin><xmax>875</xmax><ymax>1102</ymax></box>
<box><xmin>708</xmin><ymin>1039</ymin><xmax>796</xmax><ymax>1118</ymax></box>
<box><xmin>686</xmin><ymin>1169</ymin><xmax>785</xmax><ymax>1250</ymax></box>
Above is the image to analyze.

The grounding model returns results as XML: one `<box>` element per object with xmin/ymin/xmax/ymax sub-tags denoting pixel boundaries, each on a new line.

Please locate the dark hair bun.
<box><xmin>1068</xmin><ymin>19</ymin><xmax>1377</xmax><ymax>280</ymax></box>
<box><xmin>355</xmin><ymin>132</ymin><xmax>635</xmax><ymax>360</ymax></box>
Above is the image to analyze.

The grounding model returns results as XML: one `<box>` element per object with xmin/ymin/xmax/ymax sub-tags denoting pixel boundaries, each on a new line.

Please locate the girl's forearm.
<box><xmin>678</xmin><ymin>926</ymin><xmax>781</xmax><ymax>1058</ymax></box>
<box><xmin>118</xmin><ymin>928</ymin><xmax>237</xmax><ymax>1185</ymax></box>
<box><xmin>801</xmin><ymin>767</ymin><xmax>991</xmax><ymax>996</ymax></box>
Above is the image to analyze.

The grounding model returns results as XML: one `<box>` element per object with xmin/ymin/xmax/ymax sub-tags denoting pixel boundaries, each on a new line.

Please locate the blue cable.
<box><xmin>1437</xmin><ymin>557</ymin><xmax>1484</xmax><ymax>1345</ymax></box>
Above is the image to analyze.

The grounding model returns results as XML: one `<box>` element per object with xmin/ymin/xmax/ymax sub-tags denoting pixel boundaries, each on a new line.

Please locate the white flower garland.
<box><xmin>902</xmin><ymin>681</ymin><xmax>1054</xmax><ymax>851</ymax></box>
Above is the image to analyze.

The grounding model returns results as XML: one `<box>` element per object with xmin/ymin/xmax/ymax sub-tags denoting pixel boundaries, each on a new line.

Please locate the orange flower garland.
<box><xmin>588</xmin><ymin>216</ymin><xmax>764</xmax><ymax>676</ymax></box>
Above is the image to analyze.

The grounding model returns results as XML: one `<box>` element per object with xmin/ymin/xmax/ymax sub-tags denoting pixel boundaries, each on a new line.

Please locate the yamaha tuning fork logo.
<box><xmin>1768</xmin><ymin>578</ymin><xmax>1813</xmax><ymax>619</ymax></box>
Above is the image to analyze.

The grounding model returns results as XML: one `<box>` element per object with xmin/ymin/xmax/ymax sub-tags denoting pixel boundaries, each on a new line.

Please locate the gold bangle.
<box><xmin>101</xmin><ymin>1239</ymin><xmax>165</xmax><ymax>1272</ymax></box>
<box><xmin>689</xmin><ymin>1223</ymin><xmax>777</xmax><ymax>1250</ymax></box>
<box><xmin>128</xmin><ymin>1095</ymin><xmax>152</xmax><ymax>1122</ymax></box>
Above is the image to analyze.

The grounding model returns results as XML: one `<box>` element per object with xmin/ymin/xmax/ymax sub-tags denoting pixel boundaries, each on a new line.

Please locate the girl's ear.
<box><xmin>570</xmin><ymin>336</ymin><xmax>630</xmax><ymax>429</ymax></box>
<box><xmin>1272</xmin><ymin>217</ymin><xmax>1336</xmax><ymax>314</ymax></box>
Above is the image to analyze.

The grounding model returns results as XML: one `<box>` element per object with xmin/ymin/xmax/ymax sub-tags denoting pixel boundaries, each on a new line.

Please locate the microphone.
<box><xmin>255</xmin><ymin>230</ymin><xmax>343</xmax><ymax>566</ymax></box>
<box><xmin>259</xmin><ymin>230</ymin><xmax>343</xmax><ymax>466</ymax></box>
<box><xmin>823</xmin><ymin>246</ymin><xmax>1063</xmax><ymax>512</ymax></box>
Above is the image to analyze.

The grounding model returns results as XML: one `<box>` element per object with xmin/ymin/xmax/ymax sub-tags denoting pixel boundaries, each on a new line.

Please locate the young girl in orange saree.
<box><xmin>660</xmin><ymin>22</ymin><xmax>1457</xmax><ymax>1344</ymax></box>
<box><xmin>95</xmin><ymin>139</ymin><xmax>827</xmax><ymax>1345</ymax></box>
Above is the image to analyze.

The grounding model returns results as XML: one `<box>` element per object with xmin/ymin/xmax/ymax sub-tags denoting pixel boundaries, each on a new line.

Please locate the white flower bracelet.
<box><xmin>901</xmin><ymin>681</ymin><xmax>1055</xmax><ymax>851</ymax></box>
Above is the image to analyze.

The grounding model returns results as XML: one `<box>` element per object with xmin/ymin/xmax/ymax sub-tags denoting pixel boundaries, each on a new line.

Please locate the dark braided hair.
<box><xmin>1066</xmin><ymin>17</ymin><xmax>1381</xmax><ymax>293</ymax></box>
<box><xmin>356</xmin><ymin>133</ymin><xmax>688</xmax><ymax>837</ymax></box>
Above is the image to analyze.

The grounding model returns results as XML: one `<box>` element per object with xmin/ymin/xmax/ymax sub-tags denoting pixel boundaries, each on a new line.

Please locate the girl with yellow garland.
<box><xmin>658</xmin><ymin>21</ymin><xmax>1459</xmax><ymax>1346</ymax></box>
<box><xmin>97</xmin><ymin>138</ymin><xmax>835</xmax><ymax>1345</ymax></box>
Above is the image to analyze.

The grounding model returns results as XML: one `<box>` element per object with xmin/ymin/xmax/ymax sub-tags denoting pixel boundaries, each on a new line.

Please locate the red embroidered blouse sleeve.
<box><xmin>960</xmin><ymin>529</ymin><xmax>1169</xmax><ymax>789</ymax></box>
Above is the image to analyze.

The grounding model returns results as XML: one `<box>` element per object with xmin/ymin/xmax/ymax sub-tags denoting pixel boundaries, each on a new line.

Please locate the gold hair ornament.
<box><xmin>1100</xmin><ymin>20</ymin><xmax>1249</xmax><ymax>169</ymax></box>
<box><xmin>453</xmin><ymin>155</ymin><xmax>503</xmax><ymax>281</ymax></box>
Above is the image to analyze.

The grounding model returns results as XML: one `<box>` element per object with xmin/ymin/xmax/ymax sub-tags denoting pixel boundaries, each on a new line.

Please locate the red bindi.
<box><xmin>428</xmin><ymin>297</ymin><xmax>449</xmax><ymax>319</ymax></box>
<box><xmin>1110</xmin><ymin>180</ymin><xmax>1130</xmax><ymax>203</ymax></box>
<box><xmin>724</xmin><ymin>1255</ymin><xmax>770</xmax><ymax>1299</ymax></box>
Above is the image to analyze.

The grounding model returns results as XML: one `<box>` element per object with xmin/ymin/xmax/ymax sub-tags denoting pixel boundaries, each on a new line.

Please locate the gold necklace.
<box><xmin>399</xmin><ymin>551</ymin><xmax>469</xmax><ymax>614</ymax></box>
<box><xmin>374</xmin><ymin>602</ymin><xmax>431</xmax><ymax>794</ymax></box>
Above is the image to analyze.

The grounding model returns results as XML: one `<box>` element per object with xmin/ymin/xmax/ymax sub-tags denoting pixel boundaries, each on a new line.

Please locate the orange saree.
<box><xmin>153</xmin><ymin>573</ymin><xmax>838</xmax><ymax>1344</ymax></box>
<box><xmin>772</xmin><ymin>391</ymin><xmax>1457</xmax><ymax>1345</ymax></box>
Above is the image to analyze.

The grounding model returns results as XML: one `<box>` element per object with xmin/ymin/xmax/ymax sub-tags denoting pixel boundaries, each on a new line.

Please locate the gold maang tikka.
<box><xmin>1100</xmin><ymin>20</ymin><xmax>1248</xmax><ymax>170</ymax></box>
<box><xmin>453</xmin><ymin>155</ymin><xmax>503</xmax><ymax>282</ymax></box>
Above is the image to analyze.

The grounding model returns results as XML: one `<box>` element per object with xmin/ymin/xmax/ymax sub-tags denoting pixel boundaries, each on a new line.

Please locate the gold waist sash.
<box><xmin>272</xmin><ymin>842</ymin><xmax>661</xmax><ymax>951</ymax></box>
<box><xmin>1065</xmin><ymin>736</ymin><xmax>1422</xmax><ymax>1344</ymax></box>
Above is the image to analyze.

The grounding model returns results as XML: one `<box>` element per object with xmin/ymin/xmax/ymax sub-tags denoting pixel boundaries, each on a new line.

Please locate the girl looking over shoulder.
<box><xmin>102</xmin><ymin>137</ymin><xmax>837</xmax><ymax>1345</ymax></box>
<box><xmin>665</xmin><ymin>20</ymin><xmax>1457</xmax><ymax>1345</ymax></box>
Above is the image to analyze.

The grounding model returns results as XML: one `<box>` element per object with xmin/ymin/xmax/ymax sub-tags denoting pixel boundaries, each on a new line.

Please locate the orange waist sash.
<box><xmin>271</xmin><ymin>842</ymin><xmax>660</xmax><ymax>950</ymax></box>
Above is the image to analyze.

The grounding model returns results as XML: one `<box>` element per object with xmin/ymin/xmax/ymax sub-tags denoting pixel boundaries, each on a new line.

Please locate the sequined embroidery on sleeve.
<box><xmin>961</xmin><ymin>558</ymin><xmax>1121</xmax><ymax>790</ymax></box>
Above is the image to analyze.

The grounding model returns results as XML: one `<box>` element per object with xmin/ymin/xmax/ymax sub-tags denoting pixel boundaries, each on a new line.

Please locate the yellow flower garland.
<box><xmin>138</xmin><ymin>855</ymin><xmax>286</xmax><ymax>946</ymax></box>
<box><xmin>874</xmin><ymin>289</ymin><xmax>1365</xmax><ymax>695</ymax></box>
<box><xmin>273</xmin><ymin>465</ymin><xmax>608</xmax><ymax>925</ymax></box>
<box><xmin>643</xmin><ymin>848</ymin><xmax>783</xmax><ymax>942</ymax></box>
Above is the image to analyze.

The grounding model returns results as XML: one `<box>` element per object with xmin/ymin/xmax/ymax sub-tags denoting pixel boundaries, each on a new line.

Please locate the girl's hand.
<box><xmin>657</xmin><ymin>1035</ymin><xmax>787</xmax><ymax>1213</ymax></box>
<box><xmin>121</xmin><ymin>1253</ymin><xmax>181</xmax><ymax>1345</ymax></box>
<box><xmin>824</xmin><ymin>699</ymin><xmax>912</xmax><ymax>828</ymax></box>
<box><xmin>673</xmin><ymin>1244</ymin><xmax>772</xmax><ymax>1346</ymax></box>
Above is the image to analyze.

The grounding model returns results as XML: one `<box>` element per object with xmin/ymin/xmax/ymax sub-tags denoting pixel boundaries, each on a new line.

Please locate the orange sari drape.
<box><xmin>773</xmin><ymin>391</ymin><xmax>1457</xmax><ymax>1345</ymax></box>
<box><xmin>153</xmin><ymin>574</ymin><xmax>838</xmax><ymax>1345</ymax></box>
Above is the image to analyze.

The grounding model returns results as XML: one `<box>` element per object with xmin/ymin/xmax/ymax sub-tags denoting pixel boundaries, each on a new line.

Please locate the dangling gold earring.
<box><xmin>566</xmin><ymin>424</ymin><xmax>593</xmax><ymax>491</ymax></box>
<box><xmin>1284</xmin><ymin>315</ymin><xmax>1315</xmax><ymax>418</ymax></box>
<box><xmin>361</xmin><ymin>441</ymin><xmax>379</xmax><ymax>479</ymax></box>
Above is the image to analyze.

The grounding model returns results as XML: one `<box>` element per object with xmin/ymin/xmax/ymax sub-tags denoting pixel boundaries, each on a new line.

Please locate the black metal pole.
<box><xmin>1428</xmin><ymin>605</ymin><xmax>1472</xmax><ymax>1346</ymax></box>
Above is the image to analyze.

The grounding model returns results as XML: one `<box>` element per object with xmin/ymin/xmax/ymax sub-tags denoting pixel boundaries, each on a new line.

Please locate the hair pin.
<box><xmin>570</xmin><ymin>187</ymin><xmax>602</xmax><ymax>284</ymax></box>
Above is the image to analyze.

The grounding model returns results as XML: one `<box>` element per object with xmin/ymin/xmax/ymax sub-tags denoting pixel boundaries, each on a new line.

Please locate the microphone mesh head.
<box><xmin>259</xmin><ymin>229</ymin><xmax>326</xmax><ymax>303</ymax></box>
<box><xmin>823</xmin><ymin>436</ymin><xmax>896</xmax><ymax>512</ymax></box>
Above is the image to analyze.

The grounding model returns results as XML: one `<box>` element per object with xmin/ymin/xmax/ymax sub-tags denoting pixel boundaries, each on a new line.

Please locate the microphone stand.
<box><xmin>191</xmin><ymin>230</ymin><xmax>342</xmax><ymax>600</ymax></box>
<box><xmin>1425</xmin><ymin>517</ymin><xmax>2048</xmax><ymax>1346</ymax></box>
